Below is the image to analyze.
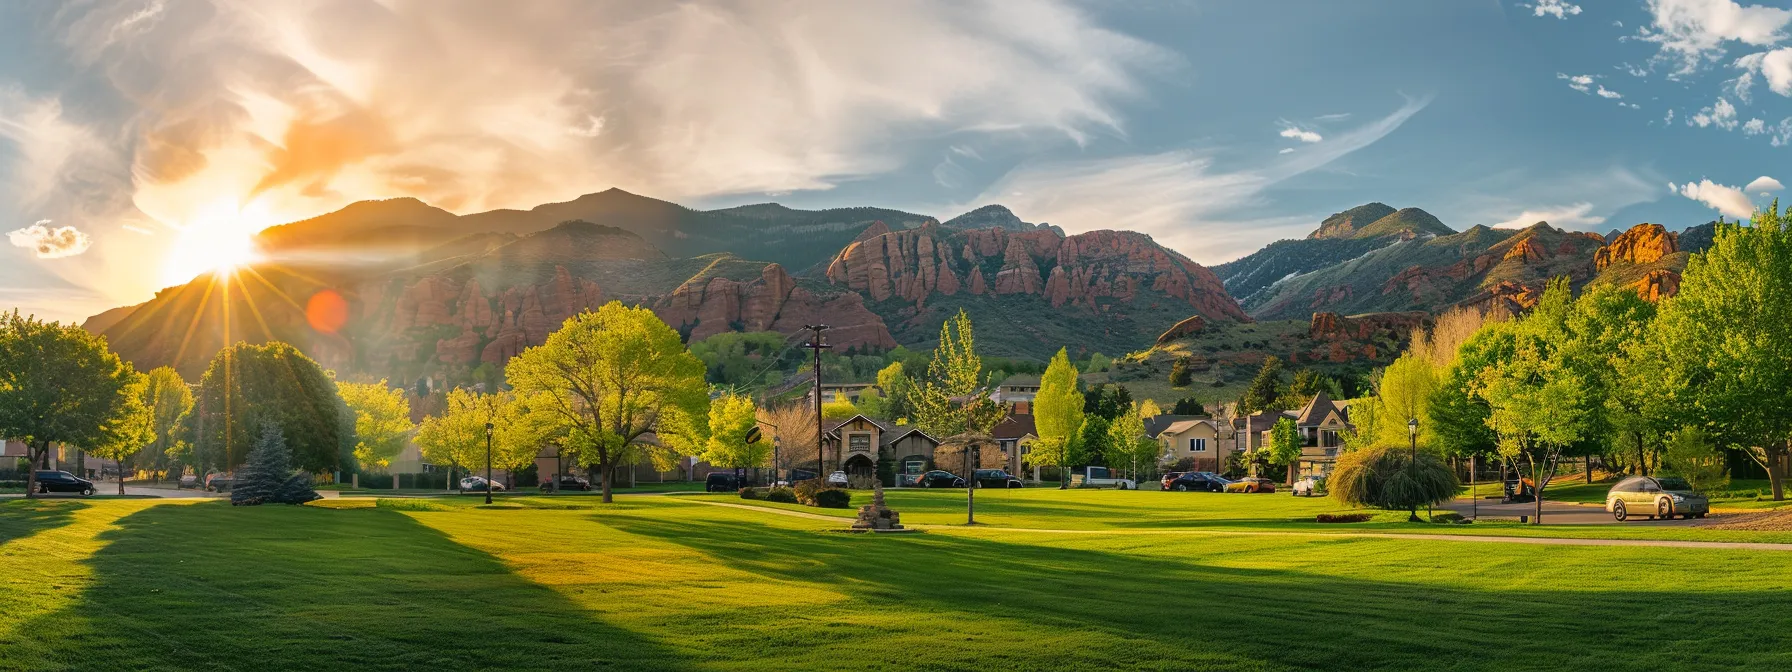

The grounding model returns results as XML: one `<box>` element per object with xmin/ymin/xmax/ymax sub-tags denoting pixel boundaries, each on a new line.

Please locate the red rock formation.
<box><xmin>1595</xmin><ymin>223</ymin><xmax>1677</xmax><ymax>271</ymax></box>
<box><xmin>657</xmin><ymin>263</ymin><xmax>896</xmax><ymax>350</ymax></box>
<box><xmin>1156</xmin><ymin>315</ymin><xmax>1206</xmax><ymax>345</ymax></box>
<box><xmin>1630</xmin><ymin>268</ymin><xmax>1682</xmax><ymax>302</ymax></box>
<box><xmin>1502</xmin><ymin>237</ymin><xmax>1548</xmax><ymax>263</ymax></box>
<box><xmin>436</xmin><ymin>328</ymin><xmax>482</xmax><ymax>365</ymax></box>
<box><xmin>1308</xmin><ymin>311</ymin><xmax>1429</xmax><ymax>341</ymax></box>
<box><xmin>826</xmin><ymin>225</ymin><xmax>1247</xmax><ymax>322</ymax></box>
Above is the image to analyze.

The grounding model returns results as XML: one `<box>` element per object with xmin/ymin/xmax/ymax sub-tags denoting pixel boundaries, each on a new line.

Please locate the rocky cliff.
<box><xmin>654</xmin><ymin>263</ymin><xmax>896</xmax><ymax>349</ymax></box>
<box><xmin>825</xmin><ymin>223</ymin><xmax>1248</xmax><ymax>321</ymax></box>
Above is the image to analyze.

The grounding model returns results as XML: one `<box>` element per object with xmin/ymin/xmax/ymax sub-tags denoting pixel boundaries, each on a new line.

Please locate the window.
<box><xmin>849</xmin><ymin>434</ymin><xmax>871</xmax><ymax>453</ymax></box>
<box><xmin>1188</xmin><ymin>438</ymin><xmax>1207</xmax><ymax>453</ymax></box>
<box><xmin>903</xmin><ymin>457</ymin><xmax>926</xmax><ymax>475</ymax></box>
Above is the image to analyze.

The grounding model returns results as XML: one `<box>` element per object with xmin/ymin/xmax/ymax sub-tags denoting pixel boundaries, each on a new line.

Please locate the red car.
<box><xmin>1226</xmin><ymin>477</ymin><xmax>1277</xmax><ymax>494</ymax></box>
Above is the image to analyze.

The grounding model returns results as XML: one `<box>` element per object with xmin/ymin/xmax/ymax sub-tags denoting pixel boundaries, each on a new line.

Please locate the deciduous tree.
<box><xmin>188</xmin><ymin>341</ymin><xmax>349</xmax><ymax>475</ymax></box>
<box><xmin>1654</xmin><ymin>203</ymin><xmax>1792</xmax><ymax>500</ymax></box>
<box><xmin>415</xmin><ymin>388</ymin><xmax>492</xmax><ymax>490</ymax></box>
<box><xmin>702</xmin><ymin>392</ymin><xmax>768</xmax><ymax>477</ymax></box>
<box><xmin>1032</xmin><ymin>348</ymin><xmax>1084</xmax><ymax>488</ymax></box>
<box><xmin>139</xmin><ymin>367</ymin><xmax>193</xmax><ymax>481</ymax></box>
<box><xmin>0</xmin><ymin>312</ymin><xmax>147</xmax><ymax>498</ymax></box>
<box><xmin>505</xmin><ymin>302</ymin><xmax>709</xmax><ymax>502</ymax></box>
<box><xmin>1266</xmin><ymin>417</ymin><xmax>1302</xmax><ymax>485</ymax></box>
<box><xmin>910</xmin><ymin>310</ymin><xmax>1002</xmax><ymax>437</ymax></box>
<box><xmin>338</xmin><ymin>380</ymin><xmax>415</xmax><ymax>474</ymax></box>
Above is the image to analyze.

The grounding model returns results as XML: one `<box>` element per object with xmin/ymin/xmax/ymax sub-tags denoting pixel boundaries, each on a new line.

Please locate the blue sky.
<box><xmin>4</xmin><ymin>0</ymin><xmax>1792</xmax><ymax>323</ymax></box>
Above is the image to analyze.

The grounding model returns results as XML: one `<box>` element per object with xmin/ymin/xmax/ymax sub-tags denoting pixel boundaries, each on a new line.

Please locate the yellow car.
<box><xmin>1226</xmin><ymin>477</ymin><xmax>1276</xmax><ymax>494</ymax></box>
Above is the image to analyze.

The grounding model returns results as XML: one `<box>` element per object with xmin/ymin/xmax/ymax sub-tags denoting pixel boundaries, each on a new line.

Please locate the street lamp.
<box><xmin>484</xmin><ymin>421</ymin><xmax>495</xmax><ymax>505</ymax></box>
<box><xmin>1407</xmin><ymin>417</ymin><xmax>1420</xmax><ymax>522</ymax></box>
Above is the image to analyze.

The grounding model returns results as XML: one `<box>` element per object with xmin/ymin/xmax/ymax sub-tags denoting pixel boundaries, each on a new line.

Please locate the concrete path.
<box><xmin>684</xmin><ymin>498</ymin><xmax>1792</xmax><ymax>552</ymax></box>
<box><xmin>1439</xmin><ymin>497</ymin><xmax>1708</xmax><ymax>526</ymax></box>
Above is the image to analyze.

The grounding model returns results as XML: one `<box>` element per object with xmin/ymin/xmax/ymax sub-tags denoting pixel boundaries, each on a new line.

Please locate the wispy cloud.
<box><xmin>1689</xmin><ymin>97</ymin><xmax>1740</xmax><ymax>129</ymax></box>
<box><xmin>1491</xmin><ymin>203</ymin><xmax>1604</xmax><ymax>229</ymax></box>
<box><xmin>963</xmin><ymin>95</ymin><xmax>1431</xmax><ymax>262</ymax></box>
<box><xmin>1559</xmin><ymin>73</ymin><xmax>1596</xmax><ymax>92</ymax></box>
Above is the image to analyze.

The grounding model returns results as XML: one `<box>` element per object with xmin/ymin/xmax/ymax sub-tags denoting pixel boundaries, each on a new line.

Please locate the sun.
<box><xmin>161</xmin><ymin>200</ymin><xmax>273</xmax><ymax>286</ymax></box>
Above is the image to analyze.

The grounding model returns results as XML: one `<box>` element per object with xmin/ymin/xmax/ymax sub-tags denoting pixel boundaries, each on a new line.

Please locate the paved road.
<box><xmin>1439</xmin><ymin>497</ymin><xmax>1706</xmax><ymax>526</ymax></box>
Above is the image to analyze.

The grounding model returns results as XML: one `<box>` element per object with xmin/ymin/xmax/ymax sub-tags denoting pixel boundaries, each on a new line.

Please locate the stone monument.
<box><xmin>851</xmin><ymin>482</ymin><xmax>904</xmax><ymax>530</ymax></box>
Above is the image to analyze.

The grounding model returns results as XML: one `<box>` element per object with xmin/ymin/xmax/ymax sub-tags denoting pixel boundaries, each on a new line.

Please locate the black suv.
<box><xmin>1165</xmin><ymin>472</ymin><xmax>1229</xmax><ymax>492</ymax></box>
<box><xmin>706</xmin><ymin>472</ymin><xmax>743</xmax><ymax>492</ymax></box>
<box><xmin>974</xmin><ymin>469</ymin><xmax>1025</xmax><ymax>488</ymax></box>
<box><xmin>913</xmin><ymin>470</ymin><xmax>966</xmax><ymax>488</ymax></box>
<box><xmin>33</xmin><ymin>470</ymin><xmax>96</xmax><ymax>496</ymax></box>
<box><xmin>540</xmin><ymin>476</ymin><xmax>593</xmax><ymax>492</ymax></box>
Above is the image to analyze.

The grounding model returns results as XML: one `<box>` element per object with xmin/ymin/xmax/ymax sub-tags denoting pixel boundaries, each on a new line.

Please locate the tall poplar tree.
<box><xmin>1032</xmin><ymin>347</ymin><xmax>1085</xmax><ymax>489</ymax></box>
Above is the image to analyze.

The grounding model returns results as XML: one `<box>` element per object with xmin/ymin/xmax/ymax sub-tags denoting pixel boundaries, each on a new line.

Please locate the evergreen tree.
<box><xmin>1169</xmin><ymin>358</ymin><xmax>1193</xmax><ymax>387</ymax></box>
<box><xmin>1238</xmin><ymin>356</ymin><xmax>1289</xmax><ymax>415</ymax></box>
<box><xmin>232</xmin><ymin>424</ymin><xmax>318</xmax><ymax>505</ymax></box>
<box><xmin>1171</xmin><ymin>397</ymin><xmax>1206</xmax><ymax>416</ymax></box>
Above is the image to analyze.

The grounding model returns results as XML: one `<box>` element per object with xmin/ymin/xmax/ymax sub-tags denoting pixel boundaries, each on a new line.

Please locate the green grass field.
<box><xmin>3</xmin><ymin>491</ymin><xmax>1791</xmax><ymax>671</ymax></box>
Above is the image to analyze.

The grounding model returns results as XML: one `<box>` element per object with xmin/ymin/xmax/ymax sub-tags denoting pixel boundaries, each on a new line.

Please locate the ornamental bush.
<box><xmin>738</xmin><ymin>486</ymin><xmax>761</xmax><ymax>500</ymax></box>
<box><xmin>793</xmin><ymin>478</ymin><xmax>851</xmax><ymax>508</ymax></box>
<box><xmin>1329</xmin><ymin>444</ymin><xmax>1457</xmax><ymax>516</ymax></box>
<box><xmin>764</xmin><ymin>487</ymin><xmax>797</xmax><ymax>503</ymax></box>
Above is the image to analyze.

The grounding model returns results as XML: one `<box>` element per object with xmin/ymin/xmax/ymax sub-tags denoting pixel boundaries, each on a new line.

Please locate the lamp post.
<box><xmin>1407</xmin><ymin>417</ymin><xmax>1420</xmax><ymax>522</ymax></box>
<box><xmin>484</xmin><ymin>421</ymin><xmax>495</xmax><ymax>505</ymax></box>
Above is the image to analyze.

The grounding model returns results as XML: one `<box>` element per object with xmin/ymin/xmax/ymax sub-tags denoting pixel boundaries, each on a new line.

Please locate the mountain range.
<box><xmin>82</xmin><ymin>191</ymin><xmax>1713</xmax><ymax>392</ymax></box>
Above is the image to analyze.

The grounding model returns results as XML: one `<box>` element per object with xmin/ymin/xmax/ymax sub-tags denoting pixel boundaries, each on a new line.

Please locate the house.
<box><xmin>1147</xmin><ymin>415</ymin><xmax>1234</xmax><ymax>473</ymax></box>
<box><xmin>805</xmin><ymin>382</ymin><xmax>877</xmax><ymax>406</ymax></box>
<box><xmin>1293</xmin><ymin>392</ymin><xmax>1353</xmax><ymax>479</ymax></box>
<box><xmin>991</xmin><ymin>413</ymin><xmax>1037</xmax><ymax>477</ymax></box>
<box><xmin>821</xmin><ymin>415</ymin><xmax>940</xmax><ymax>484</ymax></box>
<box><xmin>993</xmin><ymin>374</ymin><xmax>1041</xmax><ymax>414</ymax></box>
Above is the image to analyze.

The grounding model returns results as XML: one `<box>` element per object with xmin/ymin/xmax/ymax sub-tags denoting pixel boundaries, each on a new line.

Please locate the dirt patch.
<box><xmin>1699</xmin><ymin>508</ymin><xmax>1792</xmax><ymax>531</ymax></box>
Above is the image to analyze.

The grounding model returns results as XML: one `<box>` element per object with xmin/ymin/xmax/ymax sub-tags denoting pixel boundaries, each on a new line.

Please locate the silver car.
<box><xmin>1605</xmin><ymin>476</ymin><xmax>1709</xmax><ymax>521</ymax></box>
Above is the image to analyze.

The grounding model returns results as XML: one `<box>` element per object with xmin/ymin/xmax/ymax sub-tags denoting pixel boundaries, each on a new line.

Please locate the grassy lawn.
<box><xmin>689</xmin><ymin>487</ymin><xmax>1792</xmax><ymax>544</ymax></box>
<box><xmin>4</xmin><ymin>494</ymin><xmax>1792</xmax><ymax>671</ymax></box>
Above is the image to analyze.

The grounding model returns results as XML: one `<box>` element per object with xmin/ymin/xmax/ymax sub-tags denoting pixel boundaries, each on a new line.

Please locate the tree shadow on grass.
<box><xmin>603</xmin><ymin>512</ymin><xmax>1792</xmax><ymax>671</ymax></box>
<box><xmin>0</xmin><ymin>499</ymin><xmax>86</xmax><ymax>545</ymax></box>
<box><xmin>8</xmin><ymin>501</ymin><xmax>691</xmax><ymax>671</ymax></box>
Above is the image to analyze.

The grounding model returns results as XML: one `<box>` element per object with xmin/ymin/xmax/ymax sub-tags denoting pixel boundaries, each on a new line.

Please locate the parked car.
<box><xmin>204</xmin><ymin>472</ymin><xmax>235</xmax><ymax>492</ymax></box>
<box><xmin>913</xmin><ymin>470</ymin><xmax>966</xmax><ymax>488</ymax></box>
<box><xmin>1159</xmin><ymin>471</ymin><xmax>1186</xmax><ymax>490</ymax></box>
<box><xmin>540</xmin><ymin>475</ymin><xmax>592</xmax><ymax>492</ymax></box>
<box><xmin>1077</xmin><ymin>466</ymin><xmax>1137</xmax><ymax>490</ymax></box>
<box><xmin>32</xmin><ymin>471</ymin><xmax>95</xmax><ymax>496</ymax></box>
<box><xmin>1226</xmin><ymin>477</ymin><xmax>1277</xmax><ymax>494</ymax></box>
<box><xmin>974</xmin><ymin>469</ymin><xmax>1025</xmax><ymax>488</ymax></box>
<box><xmin>1164</xmin><ymin>472</ymin><xmax>1228</xmax><ymax>492</ymax></box>
<box><xmin>705</xmin><ymin>472</ymin><xmax>742</xmax><ymax>492</ymax></box>
<box><xmin>1606</xmin><ymin>476</ymin><xmax>1709</xmax><ymax>521</ymax></box>
<box><xmin>459</xmin><ymin>476</ymin><xmax>506</xmax><ymax>492</ymax></box>
<box><xmin>826</xmin><ymin>471</ymin><xmax>849</xmax><ymax>486</ymax></box>
<box><xmin>1292</xmin><ymin>476</ymin><xmax>1323</xmax><ymax>497</ymax></box>
<box><xmin>176</xmin><ymin>473</ymin><xmax>200</xmax><ymax>489</ymax></box>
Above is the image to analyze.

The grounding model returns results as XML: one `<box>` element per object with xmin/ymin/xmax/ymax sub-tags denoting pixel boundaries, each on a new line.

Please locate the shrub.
<box><xmin>764</xmin><ymin>487</ymin><xmax>798</xmax><ymax>503</ymax></box>
<box><xmin>1169</xmin><ymin>358</ymin><xmax>1192</xmax><ymax>387</ymax></box>
<box><xmin>231</xmin><ymin>424</ymin><xmax>320</xmax><ymax>506</ymax></box>
<box><xmin>813</xmin><ymin>488</ymin><xmax>852</xmax><ymax>509</ymax></box>
<box><xmin>793</xmin><ymin>478</ymin><xmax>851</xmax><ymax>508</ymax></box>
<box><xmin>738</xmin><ymin>486</ymin><xmax>760</xmax><ymax>500</ymax></box>
<box><xmin>1329</xmin><ymin>444</ymin><xmax>1459</xmax><ymax>516</ymax></box>
<box><xmin>0</xmin><ymin>480</ymin><xmax>25</xmax><ymax>489</ymax></box>
<box><xmin>1315</xmin><ymin>513</ymin><xmax>1374</xmax><ymax>523</ymax></box>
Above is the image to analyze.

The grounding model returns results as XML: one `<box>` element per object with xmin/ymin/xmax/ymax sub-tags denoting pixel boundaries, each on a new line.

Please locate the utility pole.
<box><xmin>966</xmin><ymin>443</ymin><xmax>979</xmax><ymax>525</ymax></box>
<box><xmin>803</xmin><ymin>325</ymin><xmax>830</xmax><ymax>481</ymax></box>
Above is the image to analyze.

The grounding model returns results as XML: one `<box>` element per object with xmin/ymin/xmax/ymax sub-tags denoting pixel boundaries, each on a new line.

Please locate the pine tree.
<box><xmin>231</xmin><ymin>424</ymin><xmax>318</xmax><ymax>505</ymax></box>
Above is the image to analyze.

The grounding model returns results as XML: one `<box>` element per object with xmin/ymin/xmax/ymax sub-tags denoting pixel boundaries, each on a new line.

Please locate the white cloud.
<box><xmin>1733</xmin><ymin>47</ymin><xmax>1792</xmax><ymax>96</ymax></box>
<box><xmin>8</xmin><ymin>220</ymin><xmax>94</xmax><ymax>258</ymax></box>
<box><xmin>1277</xmin><ymin>147</ymin><xmax>1296</xmax><ymax>154</ymax></box>
<box><xmin>1689</xmin><ymin>97</ymin><xmax>1740</xmax><ymax>129</ymax></box>
<box><xmin>1278</xmin><ymin>125</ymin><xmax>1323</xmax><ymax>143</ymax></box>
<box><xmin>1670</xmin><ymin>179</ymin><xmax>1758</xmax><ymax>217</ymax></box>
<box><xmin>1492</xmin><ymin>202</ymin><xmax>1605</xmax><ymax>229</ymax></box>
<box><xmin>1665</xmin><ymin>108</ymin><xmax>1677</xmax><ymax>123</ymax></box>
<box><xmin>1524</xmin><ymin>1</ymin><xmax>1583</xmax><ymax>19</ymax></box>
<box><xmin>1745</xmin><ymin>175</ymin><xmax>1784</xmax><ymax>193</ymax></box>
<box><xmin>1640</xmin><ymin>0</ymin><xmax>1792</xmax><ymax>74</ymax></box>
<box><xmin>1744</xmin><ymin>117</ymin><xmax>1767</xmax><ymax>133</ymax></box>
<box><xmin>1559</xmin><ymin>73</ymin><xmax>1595</xmax><ymax>92</ymax></box>
<box><xmin>568</xmin><ymin>115</ymin><xmax>605</xmax><ymax>138</ymax></box>
<box><xmin>1770</xmin><ymin>117</ymin><xmax>1792</xmax><ymax>145</ymax></box>
<box><xmin>1313</xmin><ymin>113</ymin><xmax>1352</xmax><ymax>122</ymax></box>
<box><xmin>1595</xmin><ymin>85</ymin><xmax>1624</xmax><ymax>98</ymax></box>
<box><xmin>963</xmin><ymin>95</ymin><xmax>1431</xmax><ymax>263</ymax></box>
